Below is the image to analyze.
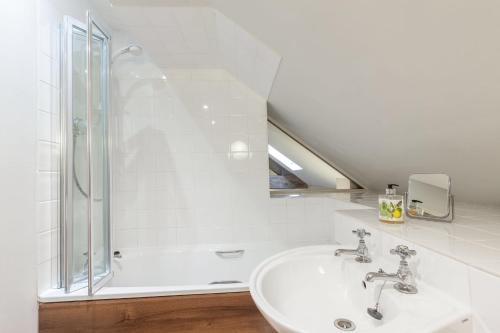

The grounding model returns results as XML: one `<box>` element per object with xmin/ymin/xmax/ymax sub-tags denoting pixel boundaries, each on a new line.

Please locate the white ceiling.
<box><xmin>209</xmin><ymin>0</ymin><xmax>500</xmax><ymax>204</ymax></box>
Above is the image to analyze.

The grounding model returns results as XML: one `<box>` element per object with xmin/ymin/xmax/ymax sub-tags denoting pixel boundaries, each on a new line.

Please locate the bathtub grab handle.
<box><xmin>215</xmin><ymin>249</ymin><xmax>245</xmax><ymax>259</ymax></box>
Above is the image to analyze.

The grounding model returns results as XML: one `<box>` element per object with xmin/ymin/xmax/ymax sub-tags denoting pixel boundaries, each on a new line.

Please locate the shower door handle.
<box><xmin>215</xmin><ymin>249</ymin><xmax>245</xmax><ymax>259</ymax></box>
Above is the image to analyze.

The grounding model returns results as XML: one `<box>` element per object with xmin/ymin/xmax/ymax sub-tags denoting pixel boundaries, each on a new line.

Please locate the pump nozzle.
<box><xmin>386</xmin><ymin>184</ymin><xmax>399</xmax><ymax>195</ymax></box>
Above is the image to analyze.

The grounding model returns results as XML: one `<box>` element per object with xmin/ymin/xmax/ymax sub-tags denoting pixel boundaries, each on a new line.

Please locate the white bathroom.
<box><xmin>1</xmin><ymin>0</ymin><xmax>500</xmax><ymax>332</ymax></box>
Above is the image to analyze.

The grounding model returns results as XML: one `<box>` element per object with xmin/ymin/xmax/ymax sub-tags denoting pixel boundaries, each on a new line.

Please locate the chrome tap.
<box><xmin>365</xmin><ymin>245</ymin><xmax>418</xmax><ymax>294</ymax></box>
<box><xmin>334</xmin><ymin>229</ymin><xmax>372</xmax><ymax>263</ymax></box>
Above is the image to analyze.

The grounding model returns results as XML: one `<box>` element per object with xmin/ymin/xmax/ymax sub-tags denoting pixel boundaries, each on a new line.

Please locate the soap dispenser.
<box><xmin>379</xmin><ymin>184</ymin><xmax>404</xmax><ymax>224</ymax></box>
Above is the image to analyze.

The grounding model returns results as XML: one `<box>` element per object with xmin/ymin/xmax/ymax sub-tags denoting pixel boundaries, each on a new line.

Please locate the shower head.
<box><xmin>73</xmin><ymin>117</ymin><xmax>87</xmax><ymax>137</ymax></box>
<box><xmin>112</xmin><ymin>44</ymin><xmax>143</xmax><ymax>63</ymax></box>
<box><xmin>124</xmin><ymin>45</ymin><xmax>143</xmax><ymax>56</ymax></box>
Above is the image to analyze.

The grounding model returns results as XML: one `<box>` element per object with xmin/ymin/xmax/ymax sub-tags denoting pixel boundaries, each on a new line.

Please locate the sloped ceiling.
<box><xmin>209</xmin><ymin>0</ymin><xmax>500</xmax><ymax>204</ymax></box>
<box><xmin>91</xmin><ymin>1</ymin><xmax>281</xmax><ymax>99</ymax></box>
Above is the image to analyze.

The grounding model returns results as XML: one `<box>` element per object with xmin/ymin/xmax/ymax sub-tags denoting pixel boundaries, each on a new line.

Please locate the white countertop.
<box><xmin>335</xmin><ymin>200</ymin><xmax>500</xmax><ymax>277</ymax></box>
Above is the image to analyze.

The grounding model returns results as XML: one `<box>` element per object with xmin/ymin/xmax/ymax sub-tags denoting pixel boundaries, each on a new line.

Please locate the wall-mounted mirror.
<box><xmin>405</xmin><ymin>173</ymin><xmax>454</xmax><ymax>222</ymax></box>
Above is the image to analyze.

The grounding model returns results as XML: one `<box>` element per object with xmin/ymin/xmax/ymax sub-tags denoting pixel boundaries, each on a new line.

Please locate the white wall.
<box><xmin>100</xmin><ymin>5</ymin><xmax>280</xmax><ymax>250</ymax></box>
<box><xmin>268</xmin><ymin>195</ymin><xmax>370</xmax><ymax>245</ymax></box>
<box><xmin>112</xmin><ymin>50</ymin><xmax>271</xmax><ymax>247</ymax></box>
<box><xmin>0</xmin><ymin>1</ymin><xmax>38</xmax><ymax>332</ymax></box>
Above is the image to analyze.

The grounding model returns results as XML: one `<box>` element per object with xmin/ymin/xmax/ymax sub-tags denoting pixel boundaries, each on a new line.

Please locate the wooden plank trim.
<box><xmin>39</xmin><ymin>291</ymin><xmax>276</xmax><ymax>333</ymax></box>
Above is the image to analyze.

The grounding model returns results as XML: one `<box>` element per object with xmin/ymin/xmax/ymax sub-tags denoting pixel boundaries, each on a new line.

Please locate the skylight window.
<box><xmin>268</xmin><ymin>144</ymin><xmax>303</xmax><ymax>171</ymax></box>
<box><xmin>268</xmin><ymin>120</ymin><xmax>362</xmax><ymax>191</ymax></box>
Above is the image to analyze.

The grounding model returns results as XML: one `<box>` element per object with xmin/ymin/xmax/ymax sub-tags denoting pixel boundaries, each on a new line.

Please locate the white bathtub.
<box><xmin>39</xmin><ymin>242</ymin><xmax>291</xmax><ymax>302</ymax></box>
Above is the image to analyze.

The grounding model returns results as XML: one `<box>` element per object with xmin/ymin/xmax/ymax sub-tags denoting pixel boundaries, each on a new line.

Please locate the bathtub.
<box><xmin>39</xmin><ymin>242</ymin><xmax>291</xmax><ymax>302</ymax></box>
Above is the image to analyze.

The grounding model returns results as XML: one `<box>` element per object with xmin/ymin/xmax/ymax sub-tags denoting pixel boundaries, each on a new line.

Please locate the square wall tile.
<box><xmin>38</xmin><ymin>52</ymin><xmax>59</xmax><ymax>87</ymax></box>
<box><xmin>38</xmin><ymin>260</ymin><xmax>52</xmax><ymax>293</ymax></box>
<box><xmin>38</xmin><ymin>232</ymin><xmax>52</xmax><ymax>264</ymax></box>
<box><xmin>37</xmin><ymin>110</ymin><xmax>52</xmax><ymax>142</ymax></box>
<box><xmin>138</xmin><ymin>229</ymin><xmax>158</xmax><ymax>247</ymax></box>
<box><xmin>37</xmin><ymin>141</ymin><xmax>59</xmax><ymax>172</ymax></box>
<box><xmin>286</xmin><ymin>197</ymin><xmax>306</xmax><ymax>223</ymax></box>
<box><xmin>116</xmin><ymin>230</ymin><xmax>138</xmax><ymax>249</ymax></box>
<box><xmin>269</xmin><ymin>198</ymin><xmax>286</xmax><ymax>224</ymax></box>
<box><xmin>37</xmin><ymin>201</ymin><xmax>57</xmax><ymax>233</ymax></box>
<box><xmin>37</xmin><ymin>172</ymin><xmax>58</xmax><ymax>202</ymax></box>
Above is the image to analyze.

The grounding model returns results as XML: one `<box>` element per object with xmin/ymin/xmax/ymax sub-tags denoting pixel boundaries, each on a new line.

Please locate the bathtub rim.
<box><xmin>38</xmin><ymin>282</ymin><xmax>249</xmax><ymax>303</ymax></box>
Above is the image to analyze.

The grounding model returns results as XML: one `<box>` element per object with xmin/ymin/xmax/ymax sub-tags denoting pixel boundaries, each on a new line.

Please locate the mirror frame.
<box><xmin>404</xmin><ymin>174</ymin><xmax>454</xmax><ymax>223</ymax></box>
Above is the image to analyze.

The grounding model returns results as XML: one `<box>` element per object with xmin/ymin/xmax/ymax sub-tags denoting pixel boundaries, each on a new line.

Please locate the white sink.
<box><xmin>250</xmin><ymin>245</ymin><xmax>469</xmax><ymax>333</ymax></box>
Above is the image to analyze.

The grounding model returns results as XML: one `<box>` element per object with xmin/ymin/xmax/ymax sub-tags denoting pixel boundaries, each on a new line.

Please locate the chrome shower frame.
<box><xmin>60</xmin><ymin>13</ymin><xmax>113</xmax><ymax>295</ymax></box>
<box><xmin>61</xmin><ymin>16</ymin><xmax>81</xmax><ymax>293</ymax></box>
<box><xmin>87</xmin><ymin>10</ymin><xmax>113</xmax><ymax>296</ymax></box>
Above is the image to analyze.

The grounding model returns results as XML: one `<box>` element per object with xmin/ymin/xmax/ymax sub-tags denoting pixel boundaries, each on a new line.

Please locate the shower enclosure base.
<box><xmin>39</xmin><ymin>292</ymin><xmax>275</xmax><ymax>333</ymax></box>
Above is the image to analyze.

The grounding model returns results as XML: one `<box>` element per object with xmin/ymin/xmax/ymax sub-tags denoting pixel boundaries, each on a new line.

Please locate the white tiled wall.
<box><xmin>37</xmin><ymin>0</ymin><xmax>61</xmax><ymax>293</ymax></box>
<box><xmin>111</xmin><ymin>50</ymin><xmax>386</xmax><ymax>246</ymax></box>
<box><xmin>269</xmin><ymin>196</ymin><xmax>334</xmax><ymax>245</ymax></box>
<box><xmin>214</xmin><ymin>10</ymin><xmax>281</xmax><ymax>100</ymax></box>
<box><xmin>267</xmin><ymin>195</ymin><xmax>373</xmax><ymax>246</ymax></box>
<box><xmin>88</xmin><ymin>3</ymin><xmax>281</xmax><ymax>100</ymax></box>
<box><xmin>111</xmin><ymin>34</ymin><xmax>367</xmax><ymax>251</ymax></box>
<box><xmin>112</xmin><ymin>56</ymin><xmax>270</xmax><ymax>249</ymax></box>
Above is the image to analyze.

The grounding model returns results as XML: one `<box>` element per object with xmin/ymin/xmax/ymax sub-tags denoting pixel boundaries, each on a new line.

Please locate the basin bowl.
<box><xmin>249</xmin><ymin>245</ymin><xmax>468</xmax><ymax>333</ymax></box>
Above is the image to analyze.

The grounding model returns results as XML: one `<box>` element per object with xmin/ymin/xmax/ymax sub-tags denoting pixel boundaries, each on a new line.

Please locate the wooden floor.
<box><xmin>39</xmin><ymin>292</ymin><xmax>276</xmax><ymax>333</ymax></box>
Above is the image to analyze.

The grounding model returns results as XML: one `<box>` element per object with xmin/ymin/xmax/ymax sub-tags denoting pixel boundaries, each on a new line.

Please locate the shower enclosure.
<box><xmin>60</xmin><ymin>13</ymin><xmax>111</xmax><ymax>295</ymax></box>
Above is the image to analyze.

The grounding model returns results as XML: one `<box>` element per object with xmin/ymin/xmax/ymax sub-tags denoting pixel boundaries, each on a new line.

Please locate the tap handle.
<box><xmin>352</xmin><ymin>229</ymin><xmax>371</xmax><ymax>239</ymax></box>
<box><xmin>390</xmin><ymin>245</ymin><xmax>416</xmax><ymax>260</ymax></box>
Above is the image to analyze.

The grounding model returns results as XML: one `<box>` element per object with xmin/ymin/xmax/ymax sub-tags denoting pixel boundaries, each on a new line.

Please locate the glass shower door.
<box><xmin>62</xmin><ymin>14</ymin><xmax>111</xmax><ymax>295</ymax></box>
<box><xmin>87</xmin><ymin>12</ymin><xmax>112</xmax><ymax>294</ymax></box>
<box><xmin>66</xmin><ymin>19</ymin><xmax>89</xmax><ymax>292</ymax></box>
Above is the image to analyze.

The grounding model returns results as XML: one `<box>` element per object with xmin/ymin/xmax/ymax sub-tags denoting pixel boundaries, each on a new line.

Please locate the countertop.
<box><xmin>337</xmin><ymin>192</ymin><xmax>500</xmax><ymax>277</ymax></box>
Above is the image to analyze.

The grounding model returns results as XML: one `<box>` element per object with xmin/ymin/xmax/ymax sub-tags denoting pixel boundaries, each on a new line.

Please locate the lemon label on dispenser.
<box><xmin>379</xmin><ymin>198</ymin><xmax>404</xmax><ymax>222</ymax></box>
